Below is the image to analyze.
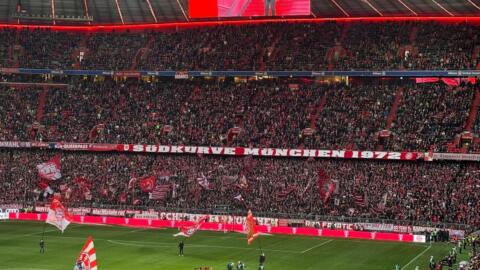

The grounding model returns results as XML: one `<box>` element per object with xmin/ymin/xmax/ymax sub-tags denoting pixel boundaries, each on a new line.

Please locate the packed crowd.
<box><xmin>0</xmin><ymin>21</ymin><xmax>478</xmax><ymax>70</ymax></box>
<box><xmin>0</xmin><ymin>29</ymin><xmax>15</xmax><ymax>67</ymax></box>
<box><xmin>392</xmin><ymin>83</ymin><xmax>474</xmax><ymax>152</ymax></box>
<box><xmin>0</xmin><ymin>150</ymin><xmax>479</xmax><ymax>227</ymax></box>
<box><xmin>334</xmin><ymin>22</ymin><xmax>412</xmax><ymax>70</ymax></box>
<box><xmin>0</xmin><ymin>85</ymin><xmax>38</xmax><ymax>141</ymax></box>
<box><xmin>1</xmin><ymin>79</ymin><xmax>478</xmax><ymax>152</ymax></box>
<box><xmin>17</xmin><ymin>29</ymin><xmax>82</xmax><ymax>69</ymax></box>
<box><xmin>82</xmin><ymin>33</ymin><xmax>150</xmax><ymax>70</ymax></box>
<box><xmin>40</xmin><ymin>79</ymin><xmax>321</xmax><ymax>147</ymax></box>
<box><xmin>314</xmin><ymin>83</ymin><xmax>394</xmax><ymax>150</ymax></box>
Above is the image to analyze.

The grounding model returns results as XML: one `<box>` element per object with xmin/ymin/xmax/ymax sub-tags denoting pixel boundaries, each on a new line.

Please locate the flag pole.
<box><xmin>41</xmin><ymin>219</ymin><xmax>47</xmax><ymax>241</ymax></box>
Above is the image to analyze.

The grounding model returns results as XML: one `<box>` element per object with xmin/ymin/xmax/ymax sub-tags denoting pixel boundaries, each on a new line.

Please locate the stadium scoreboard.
<box><xmin>189</xmin><ymin>0</ymin><xmax>311</xmax><ymax>18</ymax></box>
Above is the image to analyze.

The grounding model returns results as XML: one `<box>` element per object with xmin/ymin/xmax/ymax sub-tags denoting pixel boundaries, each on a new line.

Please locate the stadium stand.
<box><xmin>1</xmin><ymin>150</ymin><xmax>479</xmax><ymax>228</ymax></box>
<box><xmin>0</xmin><ymin>17</ymin><xmax>479</xmax><ymax>269</ymax></box>
<box><xmin>0</xmin><ymin>22</ymin><xmax>478</xmax><ymax>71</ymax></box>
<box><xmin>1</xmin><ymin>78</ymin><xmax>478</xmax><ymax>152</ymax></box>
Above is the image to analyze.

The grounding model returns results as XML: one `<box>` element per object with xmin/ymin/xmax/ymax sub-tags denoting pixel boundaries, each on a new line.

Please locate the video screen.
<box><xmin>189</xmin><ymin>0</ymin><xmax>311</xmax><ymax>18</ymax></box>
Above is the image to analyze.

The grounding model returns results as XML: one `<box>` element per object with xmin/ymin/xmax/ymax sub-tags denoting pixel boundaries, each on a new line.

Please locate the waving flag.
<box><xmin>46</xmin><ymin>197</ymin><xmax>73</xmax><ymax>233</ymax></box>
<box><xmin>139</xmin><ymin>176</ymin><xmax>156</xmax><ymax>192</ymax></box>
<box><xmin>74</xmin><ymin>236</ymin><xmax>98</xmax><ymax>270</ymax></box>
<box><xmin>234</xmin><ymin>194</ymin><xmax>244</xmax><ymax>202</ymax></box>
<box><xmin>149</xmin><ymin>184</ymin><xmax>171</xmax><ymax>200</ymax></box>
<box><xmin>173</xmin><ymin>215</ymin><xmax>209</xmax><ymax>237</ymax></box>
<box><xmin>127</xmin><ymin>177</ymin><xmax>137</xmax><ymax>190</ymax></box>
<box><xmin>238</xmin><ymin>175</ymin><xmax>248</xmax><ymax>189</ymax></box>
<box><xmin>37</xmin><ymin>155</ymin><xmax>62</xmax><ymax>181</ymax></box>
<box><xmin>354</xmin><ymin>194</ymin><xmax>367</xmax><ymax>207</ymax></box>
<box><xmin>246</xmin><ymin>210</ymin><xmax>259</xmax><ymax>245</ymax></box>
<box><xmin>197</xmin><ymin>173</ymin><xmax>212</xmax><ymax>190</ymax></box>
<box><xmin>318</xmin><ymin>169</ymin><xmax>336</xmax><ymax>204</ymax></box>
<box><xmin>38</xmin><ymin>178</ymin><xmax>54</xmax><ymax>197</ymax></box>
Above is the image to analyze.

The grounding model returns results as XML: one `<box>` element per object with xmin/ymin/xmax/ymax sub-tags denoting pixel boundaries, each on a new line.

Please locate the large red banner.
<box><xmin>121</xmin><ymin>144</ymin><xmax>418</xmax><ymax>160</ymax></box>
<box><xmin>10</xmin><ymin>213</ymin><xmax>418</xmax><ymax>243</ymax></box>
<box><xmin>0</xmin><ymin>141</ymin><xmax>419</xmax><ymax>160</ymax></box>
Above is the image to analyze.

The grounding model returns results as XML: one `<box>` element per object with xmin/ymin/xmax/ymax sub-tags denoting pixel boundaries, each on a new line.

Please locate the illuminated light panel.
<box><xmin>466</xmin><ymin>0</ymin><xmax>480</xmax><ymax>11</ymax></box>
<box><xmin>176</xmin><ymin>0</ymin><xmax>189</xmax><ymax>21</ymax></box>
<box><xmin>145</xmin><ymin>0</ymin><xmax>158</xmax><ymax>23</ymax></box>
<box><xmin>114</xmin><ymin>0</ymin><xmax>125</xmax><ymax>24</ymax></box>
<box><xmin>83</xmin><ymin>0</ymin><xmax>91</xmax><ymax>24</ymax></box>
<box><xmin>51</xmin><ymin>0</ymin><xmax>56</xmax><ymax>25</ymax></box>
<box><xmin>396</xmin><ymin>0</ymin><xmax>417</xmax><ymax>16</ymax></box>
<box><xmin>430</xmin><ymin>0</ymin><xmax>454</xmax><ymax>16</ymax></box>
<box><xmin>0</xmin><ymin>17</ymin><xmax>480</xmax><ymax>32</ymax></box>
<box><xmin>363</xmin><ymin>0</ymin><xmax>383</xmax><ymax>16</ymax></box>
<box><xmin>330</xmin><ymin>0</ymin><xmax>350</xmax><ymax>17</ymax></box>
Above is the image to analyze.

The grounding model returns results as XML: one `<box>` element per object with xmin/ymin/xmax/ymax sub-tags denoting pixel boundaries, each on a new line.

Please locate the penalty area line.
<box><xmin>402</xmin><ymin>245</ymin><xmax>431</xmax><ymax>270</ymax></box>
<box><xmin>300</xmin><ymin>239</ymin><xmax>334</xmax><ymax>254</ymax></box>
<box><xmin>107</xmin><ymin>240</ymin><xmax>301</xmax><ymax>254</ymax></box>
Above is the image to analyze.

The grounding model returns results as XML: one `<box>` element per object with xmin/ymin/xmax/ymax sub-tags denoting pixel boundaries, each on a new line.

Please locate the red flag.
<box><xmin>37</xmin><ymin>178</ymin><xmax>54</xmax><ymax>195</ymax></box>
<box><xmin>318</xmin><ymin>169</ymin><xmax>336</xmax><ymax>204</ymax></box>
<box><xmin>46</xmin><ymin>197</ymin><xmax>73</xmax><ymax>233</ymax></box>
<box><xmin>139</xmin><ymin>176</ymin><xmax>156</xmax><ymax>192</ymax></box>
<box><xmin>74</xmin><ymin>236</ymin><xmax>98</xmax><ymax>270</ymax></box>
<box><xmin>173</xmin><ymin>215</ymin><xmax>209</xmax><ymax>237</ymax></box>
<box><xmin>324</xmin><ymin>181</ymin><xmax>336</xmax><ymax>204</ymax></box>
<box><xmin>246</xmin><ymin>210</ymin><xmax>259</xmax><ymax>245</ymax></box>
<box><xmin>37</xmin><ymin>155</ymin><xmax>62</xmax><ymax>181</ymax></box>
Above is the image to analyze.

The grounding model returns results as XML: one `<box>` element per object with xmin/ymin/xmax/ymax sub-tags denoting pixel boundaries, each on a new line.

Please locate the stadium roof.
<box><xmin>0</xmin><ymin>0</ymin><xmax>479</xmax><ymax>25</ymax></box>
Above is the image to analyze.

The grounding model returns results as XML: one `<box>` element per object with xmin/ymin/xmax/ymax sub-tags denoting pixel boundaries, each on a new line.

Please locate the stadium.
<box><xmin>1</xmin><ymin>0</ymin><xmax>480</xmax><ymax>269</ymax></box>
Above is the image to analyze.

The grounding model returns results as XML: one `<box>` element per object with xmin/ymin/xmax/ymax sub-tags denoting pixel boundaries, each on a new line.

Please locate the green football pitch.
<box><xmin>0</xmin><ymin>221</ymin><xmax>463</xmax><ymax>270</ymax></box>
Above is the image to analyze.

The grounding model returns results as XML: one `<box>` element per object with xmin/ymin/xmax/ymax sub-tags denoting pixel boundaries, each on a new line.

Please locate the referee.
<box><xmin>39</xmin><ymin>239</ymin><xmax>45</xmax><ymax>253</ymax></box>
<box><xmin>178</xmin><ymin>241</ymin><xmax>184</xmax><ymax>256</ymax></box>
<box><xmin>259</xmin><ymin>253</ymin><xmax>266</xmax><ymax>266</ymax></box>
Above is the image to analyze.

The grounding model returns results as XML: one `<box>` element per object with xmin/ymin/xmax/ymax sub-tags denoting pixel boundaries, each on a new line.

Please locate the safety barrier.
<box><xmin>9</xmin><ymin>212</ymin><xmax>425</xmax><ymax>243</ymax></box>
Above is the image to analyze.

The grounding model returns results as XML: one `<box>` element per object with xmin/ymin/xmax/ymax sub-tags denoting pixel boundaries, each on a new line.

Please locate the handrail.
<box><xmin>10</xmin><ymin>201</ymin><xmax>469</xmax><ymax>231</ymax></box>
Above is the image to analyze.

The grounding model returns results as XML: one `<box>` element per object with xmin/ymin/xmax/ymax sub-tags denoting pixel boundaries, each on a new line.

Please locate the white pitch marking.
<box><xmin>300</xmin><ymin>239</ymin><xmax>334</xmax><ymax>254</ymax></box>
<box><xmin>129</xmin><ymin>229</ymin><xmax>146</xmax><ymax>233</ymax></box>
<box><xmin>402</xmin><ymin>245</ymin><xmax>431</xmax><ymax>270</ymax></box>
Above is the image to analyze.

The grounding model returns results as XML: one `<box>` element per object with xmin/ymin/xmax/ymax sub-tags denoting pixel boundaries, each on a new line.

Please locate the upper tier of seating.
<box><xmin>0</xmin><ymin>22</ymin><xmax>478</xmax><ymax>71</ymax></box>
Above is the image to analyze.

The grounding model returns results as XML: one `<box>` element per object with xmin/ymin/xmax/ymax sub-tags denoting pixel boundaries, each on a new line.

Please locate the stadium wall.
<box><xmin>9</xmin><ymin>212</ymin><xmax>425</xmax><ymax>243</ymax></box>
<box><xmin>1</xmin><ymin>17</ymin><xmax>480</xmax><ymax>32</ymax></box>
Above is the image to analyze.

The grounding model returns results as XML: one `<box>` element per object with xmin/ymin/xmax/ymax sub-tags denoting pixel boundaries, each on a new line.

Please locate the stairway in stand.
<box><xmin>131</xmin><ymin>36</ymin><xmax>156</xmax><ymax>70</ymax></box>
<box><xmin>310</xmin><ymin>94</ymin><xmax>328</xmax><ymax>129</ymax></box>
<box><xmin>385</xmin><ymin>87</ymin><xmax>403</xmax><ymax>130</ymax></box>
<box><xmin>463</xmin><ymin>89</ymin><xmax>480</xmax><ymax>132</ymax></box>
<box><xmin>36</xmin><ymin>87</ymin><xmax>48</xmax><ymax>123</ymax></box>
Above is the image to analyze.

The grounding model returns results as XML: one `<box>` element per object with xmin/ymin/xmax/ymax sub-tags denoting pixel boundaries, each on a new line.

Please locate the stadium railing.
<box><xmin>7</xmin><ymin>200</ymin><xmax>470</xmax><ymax>232</ymax></box>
